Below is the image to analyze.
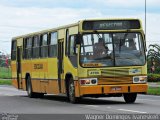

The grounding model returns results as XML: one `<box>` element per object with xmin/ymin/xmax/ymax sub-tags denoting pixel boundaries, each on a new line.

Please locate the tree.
<box><xmin>147</xmin><ymin>44</ymin><xmax>160</xmax><ymax>73</ymax></box>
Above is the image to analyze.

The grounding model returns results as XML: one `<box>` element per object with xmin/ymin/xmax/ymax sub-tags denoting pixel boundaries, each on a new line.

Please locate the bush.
<box><xmin>148</xmin><ymin>73</ymin><xmax>160</xmax><ymax>82</ymax></box>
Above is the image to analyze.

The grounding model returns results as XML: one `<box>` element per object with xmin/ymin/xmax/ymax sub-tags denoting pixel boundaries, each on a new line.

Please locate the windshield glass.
<box><xmin>80</xmin><ymin>33</ymin><xmax>145</xmax><ymax>67</ymax></box>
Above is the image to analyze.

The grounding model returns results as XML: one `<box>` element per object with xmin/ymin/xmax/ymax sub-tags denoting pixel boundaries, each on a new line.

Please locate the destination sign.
<box><xmin>82</xmin><ymin>20</ymin><xmax>140</xmax><ymax>30</ymax></box>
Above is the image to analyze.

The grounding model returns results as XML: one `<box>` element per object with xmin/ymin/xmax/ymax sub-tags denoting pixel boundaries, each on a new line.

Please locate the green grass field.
<box><xmin>0</xmin><ymin>79</ymin><xmax>12</xmax><ymax>85</ymax></box>
<box><xmin>0</xmin><ymin>67</ymin><xmax>11</xmax><ymax>79</ymax></box>
<box><xmin>147</xmin><ymin>87</ymin><xmax>160</xmax><ymax>95</ymax></box>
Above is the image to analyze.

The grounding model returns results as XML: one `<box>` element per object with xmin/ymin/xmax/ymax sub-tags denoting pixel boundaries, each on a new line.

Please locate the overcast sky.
<box><xmin>0</xmin><ymin>0</ymin><xmax>160</xmax><ymax>54</ymax></box>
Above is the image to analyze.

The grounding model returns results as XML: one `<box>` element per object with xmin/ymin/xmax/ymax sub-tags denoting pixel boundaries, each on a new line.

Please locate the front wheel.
<box><xmin>68</xmin><ymin>78</ymin><xmax>79</xmax><ymax>103</ymax></box>
<box><xmin>123</xmin><ymin>93</ymin><xmax>137</xmax><ymax>103</ymax></box>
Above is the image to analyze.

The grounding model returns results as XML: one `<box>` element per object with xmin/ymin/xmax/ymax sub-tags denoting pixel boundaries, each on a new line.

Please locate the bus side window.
<box><xmin>69</xmin><ymin>35</ymin><xmax>76</xmax><ymax>56</ymax></box>
<box><xmin>68</xmin><ymin>35</ymin><xmax>77</xmax><ymax>67</ymax></box>
<box><xmin>11</xmin><ymin>40</ymin><xmax>17</xmax><ymax>60</ymax></box>
<box><xmin>40</xmin><ymin>34</ymin><xmax>48</xmax><ymax>58</ymax></box>
<box><xmin>49</xmin><ymin>32</ymin><xmax>57</xmax><ymax>57</ymax></box>
<box><xmin>23</xmin><ymin>38</ymin><xmax>25</xmax><ymax>59</ymax></box>
<box><xmin>25</xmin><ymin>37</ymin><xmax>32</xmax><ymax>59</ymax></box>
<box><xmin>32</xmin><ymin>35</ymin><xmax>40</xmax><ymax>58</ymax></box>
<box><xmin>65</xmin><ymin>29</ymin><xmax>69</xmax><ymax>56</ymax></box>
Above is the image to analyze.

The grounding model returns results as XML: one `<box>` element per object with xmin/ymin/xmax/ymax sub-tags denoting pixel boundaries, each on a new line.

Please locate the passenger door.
<box><xmin>17</xmin><ymin>46</ymin><xmax>22</xmax><ymax>89</ymax></box>
<box><xmin>58</xmin><ymin>39</ymin><xmax>64</xmax><ymax>93</ymax></box>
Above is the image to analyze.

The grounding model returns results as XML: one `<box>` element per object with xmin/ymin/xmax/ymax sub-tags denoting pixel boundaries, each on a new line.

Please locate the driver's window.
<box><xmin>82</xmin><ymin>35</ymin><xmax>93</xmax><ymax>55</ymax></box>
<box><xmin>104</xmin><ymin>34</ymin><xmax>113</xmax><ymax>55</ymax></box>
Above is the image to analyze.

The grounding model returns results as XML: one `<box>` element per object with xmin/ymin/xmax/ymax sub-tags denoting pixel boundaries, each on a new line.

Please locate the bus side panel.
<box><xmin>31</xmin><ymin>80</ymin><xmax>41</xmax><ymax>93</ymax></box>
<box><xmin>47</xmin><ymin>58</ymin><xmax>59</xmax><ymax>94</ymax></box>
<box><xmin>30</xmin><ymin>59</ymin><xmax>41</xmax><ymax>92</ymax></box>
<box><xmin>11</xmin><ymin>61</ymin><xmax>18</xmax><ymax>88</ymax></box>
<box><xmin>30</xmin><ymin>58</ymin><xmax>59</xmax><ymax>94</ymax></box>
<box><xmin>31</xmin><ymin>59</ymin><xmax>48</xmax><ymax>93</ymax></box>
<box><xmin>21</xmin><ymin>60</ymin><xmax>32</xmax><ymax>90</ymax></box>
<box><xmin>47</xmin><ymin>80</ymin><xmax>59</xmax><ymax>94</ymax></box>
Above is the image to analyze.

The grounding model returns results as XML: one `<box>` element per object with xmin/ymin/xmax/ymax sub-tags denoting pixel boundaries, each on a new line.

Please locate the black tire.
<box><xmin>68</xmin><ymin>78</ymin><xmax>79</xmax><ymax>103</ymax></box>
<box><xmin>27</xmin><ymin>76</ymin><xmax>44</xmax><ymax>98</ymax></box>
<box><xmin>123</xmin><ymin>93</ymin><xmax>137</xmax><ymax>103</ymax></box>
<box><xmin>27</xmin><ymin>76</ymin><xmax>36</xmax><ymax>98</ymax></box>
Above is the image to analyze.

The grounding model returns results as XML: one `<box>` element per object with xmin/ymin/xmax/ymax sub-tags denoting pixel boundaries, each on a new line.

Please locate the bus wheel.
<box><xmin>68</xmin><ymin>78</ymin><xmax>78</xmax><ymax>103</ymax></box>
<box><xmin>123</xmin><ymin>93</ymin><xmax>137</xmax><ymax>103</ymax></box>
<box><xmin>27</xmin><ymin>76</ymin><xmax>36</xmax><ymax>98</ymax></box>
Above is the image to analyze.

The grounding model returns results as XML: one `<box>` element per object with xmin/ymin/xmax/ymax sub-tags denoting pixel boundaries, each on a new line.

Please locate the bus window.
<box><xmin>65</xmin><ymin>29</ymin><xmax>69</xmax><ymax>56</ymax></box>
<box><xmin>32</xmin><ymin>35</ymin><xmax>40</xmax><ymax>58</ymax></box>
<box><xmin>40</xmin><ymin>34</ymin><xmax>48</xmax><ymax>58</ymax></box>
<box><xmin>68</xmin><ymin>35</ymin><xmax>77</xmax><ymax>67</ymax></box>
<box><xmin>69</xmin><ymin>35</ymin><xmax>76</xmax><ymax>56</ymax></box>
<box><xmin>25</xmin><ymin>37</ymin><xmax>32</xmax><ymax>59</ymax></box>
<box><xmin>11</xmin><ymin>40</ymin><xmax>17</xmax><ymax>60</ymax></box>
<box><xmin>49</xmin><ymin>32</ymin><xmax>57</xmax><ymax>57</ymax></box>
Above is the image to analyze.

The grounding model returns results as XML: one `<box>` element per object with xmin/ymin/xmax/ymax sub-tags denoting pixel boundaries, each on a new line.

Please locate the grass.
<box><xmin>147</xmin><ymin>87</ymin><xmax>160</xmax><ymax>95</ymax></box>
<box><xmin>0</xmin><ymin>67</ymin><xmax>11</xmax><ymax>79</ymax></box>
<box><xmin>0</xmin><ymin>79</ymin><xmax>12</xmax><ymax>85</ymax></box>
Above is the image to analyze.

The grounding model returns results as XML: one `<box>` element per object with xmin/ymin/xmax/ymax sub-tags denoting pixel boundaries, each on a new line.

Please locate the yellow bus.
<box><xmin>11</xmin><ymin>18</ymin><xmax>148</xmax><ymax>103</ymax></box>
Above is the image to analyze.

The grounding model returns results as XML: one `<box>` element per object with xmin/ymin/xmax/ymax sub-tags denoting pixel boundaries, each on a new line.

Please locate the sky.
<box><xmin>0</xmin><ymin>0</ymin><xmax>160</xmax><ymax>54</ymax></box>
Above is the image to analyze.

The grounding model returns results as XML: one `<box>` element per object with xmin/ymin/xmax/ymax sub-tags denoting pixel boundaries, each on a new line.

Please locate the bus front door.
<box><xmin>17</xmin><ymin>47</ymin><xmax>22</xmax><ymax>89</ymax></box>
<box><xmin>58</xmin><ymin>39</ymin><xmax>64</xmax><ymax>93</ymax></box>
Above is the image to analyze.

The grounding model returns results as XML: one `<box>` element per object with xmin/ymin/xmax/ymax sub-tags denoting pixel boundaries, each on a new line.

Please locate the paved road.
<box><xmin>0</xmin><ymin>85</ymin><xmax>160</xmax><ymax>115</ymax></box>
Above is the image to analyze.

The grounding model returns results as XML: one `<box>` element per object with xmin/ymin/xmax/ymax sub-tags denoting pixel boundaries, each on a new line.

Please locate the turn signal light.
<box><xmin>80</xmin><ymin>78</ymin><xmax>98</xmax><ymax>85</ymax></box>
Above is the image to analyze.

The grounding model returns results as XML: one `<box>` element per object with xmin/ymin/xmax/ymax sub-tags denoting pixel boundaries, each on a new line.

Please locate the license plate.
<box><xmin>111</xmin><ymin>87</ymin><xmax>122</xmax><ymax>91</ymax></box>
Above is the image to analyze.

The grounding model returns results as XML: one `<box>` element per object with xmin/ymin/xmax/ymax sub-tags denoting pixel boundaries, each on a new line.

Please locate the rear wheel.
<box><xmin>123</xmin><ymin>93</ymin><xmax>137</xmax><ymax>103</ymax></box>
<box><xmin>68</xmin><ymin>78</ymin><xmax>79</xmax><ymax>103</ymax></box>
<box><xmin>27</xmin><ymin>76</ymin><xmax>44</xmax><ymax>98</ymax></box>
<box><xmin>27</xmin><ymin>76</ymin><xmax>36</xmax><ymax>98</ymax></box>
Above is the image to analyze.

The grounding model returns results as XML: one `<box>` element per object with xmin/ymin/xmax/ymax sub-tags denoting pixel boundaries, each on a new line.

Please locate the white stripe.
<box><xmin>85</xmin><ymin>105</ymin><xmax>99</xmax><ymax>108</ymax></box>
<box><xmin>117</xmin><ymin>109</ymin><xmax>147</xmax><ymax>113</ymax></box>
<box><xmin>139</xmin><ymin>94</ymin><xmax>160</xmax><ymax>98</ymax></box>
<box><xmin>138</xmin><ymin>98</ymin><xmax>160</xmax><ymax>101</ymax></box>
<box><xmin>0</xmin><ymin>93</ymin><xmax>14</xmax><ymax>96</ymax></box>
<box><xmin>0</xmin><ymin>88</ymin><xmax>19</xmax><ymax>91</ymax></box>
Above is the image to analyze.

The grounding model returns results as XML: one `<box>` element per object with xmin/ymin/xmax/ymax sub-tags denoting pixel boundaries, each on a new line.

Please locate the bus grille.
<box><xmin>98</xmin><ymin>68</ymin><xmax>141</xmax><ymax>85</ymax></box>
<box><xmin>100</xmin><ymin>68</ymin><xmax>141</xmax><ymax>77</ymax></box>
<box><xmin>98</xmin><ymin>77</ymin><xmax>133</xmax><ymax>85</ymax></box>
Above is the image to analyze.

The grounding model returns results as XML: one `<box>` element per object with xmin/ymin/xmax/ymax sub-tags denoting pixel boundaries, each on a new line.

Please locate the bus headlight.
<box><xmin>80</xmin><ymin>78</ymin><xmax>98</xmax><ymax>85</ymax></box>
<box><xmin>133</xmin><ymin>76</ymin><xmax>147</xmax><ymax>83</ymax></box>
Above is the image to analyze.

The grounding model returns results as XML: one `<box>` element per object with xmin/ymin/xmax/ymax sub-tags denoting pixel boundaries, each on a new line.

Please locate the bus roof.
<box><xmin>12</xmin><ymin>18</ymin><xmax>142</xmax><ymax>40</ymax></box>
<box><xmin>12</xmin><ymin>22</ymin><xmax>78</xmax><ymax>40</ymax></box>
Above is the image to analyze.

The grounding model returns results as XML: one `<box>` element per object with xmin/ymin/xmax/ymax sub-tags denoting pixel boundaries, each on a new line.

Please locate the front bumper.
<box><xmin>79</xmin><ymin>84</ymin><xmax>148</xmax><ymax>96</ymax></box>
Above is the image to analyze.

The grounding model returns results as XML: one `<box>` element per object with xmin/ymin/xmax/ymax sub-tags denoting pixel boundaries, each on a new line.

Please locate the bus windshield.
<box><xmin>80</xmin><ymin>33</ymin><xmax>145</xmax><ymax>67</ymax></box>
